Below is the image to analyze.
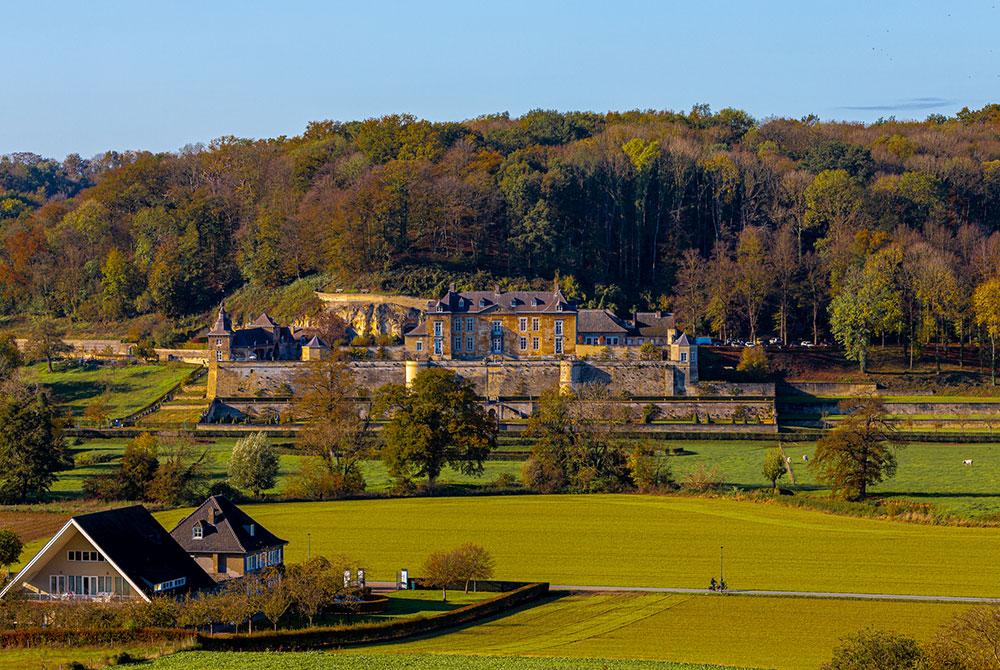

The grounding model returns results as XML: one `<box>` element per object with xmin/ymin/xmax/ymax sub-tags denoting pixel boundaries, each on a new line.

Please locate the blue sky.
<box><xmin>2</xmin><ymin>1</ymin><xmax>997</xmax><ymax>158</ymax></box>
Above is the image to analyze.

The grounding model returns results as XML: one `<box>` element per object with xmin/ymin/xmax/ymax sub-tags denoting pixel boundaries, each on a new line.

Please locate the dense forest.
<box><xmin>1</xmin><ymin>105</ymin><xmax>999</xmax><ymax>362</ymax></box>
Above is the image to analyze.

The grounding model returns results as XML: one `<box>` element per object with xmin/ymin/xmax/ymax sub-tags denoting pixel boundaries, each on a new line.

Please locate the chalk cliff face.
<box><xmin>314</xmin><ymin>300</ymin><xmax>420</xmax><ymax>337</ymax></box>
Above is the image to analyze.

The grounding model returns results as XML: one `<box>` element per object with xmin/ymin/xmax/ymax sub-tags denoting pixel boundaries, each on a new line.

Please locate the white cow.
<box><xmin>963</xmin><ymin>459</ymin><xmax>974</xmax><ymax>466</ymax></box>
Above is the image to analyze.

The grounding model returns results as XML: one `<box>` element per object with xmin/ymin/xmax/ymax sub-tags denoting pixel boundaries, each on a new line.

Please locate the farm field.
<box><xmin>384</xmin><ymin>592</ymin><xmax>967</xmax><ymax>670</ymax></box>
<box><xmin>151</xmin><ymin>495</ymin><xmax>1000</xmax><ymax>597</ymax></box>
<box><xmin>22</xmin><ymin>361</ymin><xmax>197</xmax><ymax>419</ymax></box>
<box><xmin>140</xmin><ymin>652</ymin><xmax>741</xmax><ymax>670</ymax></box>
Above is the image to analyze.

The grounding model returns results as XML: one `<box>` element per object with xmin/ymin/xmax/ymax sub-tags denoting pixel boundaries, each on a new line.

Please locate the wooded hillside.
<box><xmin>2</xmin><ymin>106</ymin><xmax>999</xmax><ymax>363</ymax></box>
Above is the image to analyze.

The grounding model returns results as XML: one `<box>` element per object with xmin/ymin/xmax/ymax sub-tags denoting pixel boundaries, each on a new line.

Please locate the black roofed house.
<box><xmin>207</xmin><ymin>305</ymin><xmax>303</xmax><ymax>362</ymax></box>
<box><xmin>0</xmin><ymin>506</ymin><xmax>215</xmax><ymax>602</ymax></box>
<box><xmin>170</xmin><ymin>495</ymin><xmax>287</xmax><ymax>582</ymax></box>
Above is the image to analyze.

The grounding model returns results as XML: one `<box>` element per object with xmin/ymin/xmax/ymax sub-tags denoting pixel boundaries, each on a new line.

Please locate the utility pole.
<box><xmin>720</xmin><ymin>545</ymin><xmax>724</xmax><ymax>586</ymax></box>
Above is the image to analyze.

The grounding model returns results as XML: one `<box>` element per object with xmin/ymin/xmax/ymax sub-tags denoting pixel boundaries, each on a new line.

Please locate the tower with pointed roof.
<box><xmin>208</xmin><ymin>304</ymin><xmax>233</xmax><ymax>362</ymax></box>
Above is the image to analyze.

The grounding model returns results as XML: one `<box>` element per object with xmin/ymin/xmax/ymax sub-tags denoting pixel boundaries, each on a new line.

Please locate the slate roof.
<box><xmin>429</xmin><ymin>289</ymin><xmax>574</xmax><ymax>315</ymax></box>
<box><xmin>404</xmin><ymin>321</ymin><xmax>427</xmax><ymax>337</ymax></box>
<box><xmin>303</xmin><ymin>335</ymin><xmax>328</xmax><ymax>348</ymax></box>
<box><xmin>674</xmin><ymin>333</ymin><xmax>692</xmax><ymax>346</ymax></box>
<box><xmin>630</xmin><ymin>311</ymin><xmax>677</xmax><ymax>338</ymax></box>
<box><xmin>577</xmin><ymin>309</ymin><xmax>630</xmax><ymax>334</ymax></box>
<box><xmin>251</xmin><ymin>312</ymin><xmax>279</xmax><ymax>328</ymax></box>
<box><xmin>208</xmin><ymin>305</ymin><xmax>233</xmax><ymax>336</ymax></box>
<box><xmin>74</xmin><ymin>505</ymin><xmax>216</xmax><ymax>596</ymax></box>
<box><xmin>171</xmin><ymin>495</ymin><xmax>287</xmax><ymax>555</ymax></box>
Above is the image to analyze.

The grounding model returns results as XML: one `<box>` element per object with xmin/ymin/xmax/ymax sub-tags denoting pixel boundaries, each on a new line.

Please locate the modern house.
<box><xmin>0</xmin><ymin>506</ymin><xmax>215</xmax><ymax>602</ymax></box>
<box><xmin>170</xmin><ymin>495</ymin><xmax>287</xmax><ymax>582</ymax></box>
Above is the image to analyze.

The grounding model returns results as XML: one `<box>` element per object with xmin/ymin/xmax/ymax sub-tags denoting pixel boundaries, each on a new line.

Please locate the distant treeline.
<box><xmin>1</xmin><ymin>106</ymin><xmax>999</xmax><ymax>353</ymax></box>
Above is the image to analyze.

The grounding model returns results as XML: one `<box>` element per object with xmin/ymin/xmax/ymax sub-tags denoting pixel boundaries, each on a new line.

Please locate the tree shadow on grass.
<box><xmin>354</xmin><ymin>592</ymin><xmax>568</xmax><ymax>649</ymax></box>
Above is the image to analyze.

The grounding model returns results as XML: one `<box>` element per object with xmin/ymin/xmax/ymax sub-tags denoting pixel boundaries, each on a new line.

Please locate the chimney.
<box><xmin>493</xmin><ymin>283</ymin><xmax>501</xmax><ymax>294</ymax></box>
<box><xmin>212</xmin><ymin>507</ymin><xmax>222</xmax><ymax>524</ymax></box>
<box><xmin>448</xmin><ymin>282</ymin><xmax>456</xmax><ymax>293</ymax></box>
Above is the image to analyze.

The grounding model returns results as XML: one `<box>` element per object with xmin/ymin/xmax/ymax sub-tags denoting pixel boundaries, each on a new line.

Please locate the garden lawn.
<box><xmin>22</xmin><ymin>361</ymin><xmax>196</xmax><ymax>419</ymax></box>
<box><xmin>138</xmin><ymin>652</ymin><xmax>742</xmax><ymax>670</ymax></box>
<box><xmin>384</xmin><ymin>593</ymin><xmax>968</xmax><ymax>670</ymax></box>
<box><xmin>154</xmin><ymin>494</ymin><xmax>1000</xmax><ymax>597</ymax></box>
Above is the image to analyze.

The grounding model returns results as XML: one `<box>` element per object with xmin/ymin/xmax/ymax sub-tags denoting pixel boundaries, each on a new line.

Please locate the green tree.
<box><xmin>829</xmin><ymin>258</ymin><xmax>900</xmax><ymax>373</ymax></box>
<box><xmin>736</xmin><ymin>346</ymin><xmax>769</xmax><ymax>380</ymax></box>
<box><xmin>811</xmin><ymin>397</ymin><xmax>901</xmax><ymax>500</ymax></box>
<box><xmin>0</xmin><ymin>382</ymin><xmax>66</xmax><ymax>503</ymax></box>
<box><xmin>228</xmin><ymin>432</ymin><xmax>279</xmax><ymax>499</ymax></box>
<box><xmin>972</xmin><ymin>278</ymin><xmax>1000</xmax><ymax>385</ymax></box>
<box><xmin>804</xmin><ymin>169</ymin><xmax>863</xmax><ymax>238</ymax></box>
<box><xmin>285</xmin><ymin>556</ymin><xmax>348</xmax><ymax>627</ymax></box>
<box><xmin>100</xmin><ymin>248</ymin><xmax>141</xmax><ymax>319</ymax></box>
<box><xmin>374</xmin><ymin>368</ymin><xmax>497</xmax><ymax>490</ymax></box>
<box><xmin>762</xmin><ymin>448</ymin><xmax>786</xmax><ymax>491</ymax></box>
<box><xmin>822</xmin><ymin>628</ymin><xmax>924</xmax><ymax>670</ymax></box>
<box><xmin>0</xmin><ymin>529</ymin><xmax>23</xmax><ymax>579</ymax></box>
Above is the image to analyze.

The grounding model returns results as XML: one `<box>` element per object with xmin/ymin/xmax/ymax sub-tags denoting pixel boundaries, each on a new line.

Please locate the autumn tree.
<box><xmin>374</xmin><ymin>368</ymin><xmax>496</xmax><ymax>490</ymax></box>
<box><xmin>0</xmin><ymin>529</ymin><xmax>23</xmax><ymax>579</ymax></box>
<box><xmin>972</xmin><ymin>278</ymin><xmax>1000</xmax><ymax>385</ymax></box>
<box><xmin>734</xmin><ymin>226</ymin><xmax>772</xmax><ymax>343</ymax></box>
<box><xmin>293</xmin><ymin>358</ymin><xmax>373</xmax><ymax>494</ymax></box>
<box><xmin>811</xmin><ymin>397</ymin><xmax>901</xmax><ymax>500</ymax></box>
<box><xmin>24</xmin><ymin>318</ymin><xmax>71</xmax><ymax>372</ymax></box>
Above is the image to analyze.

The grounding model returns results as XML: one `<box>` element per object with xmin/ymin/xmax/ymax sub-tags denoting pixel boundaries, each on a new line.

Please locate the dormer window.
<box><xmin>479</xmin><ymin>298</ymin><xmax>487</xmax><ymax>308</ymax></box>
<box><xmin>192</xmin><ymin>525</ymin><xmax>203</xmax><ymax>540</ymax></box>
<box><xmin>556</xmin><ymin>303</ymin><xmax>564</xmax><ymax>312</ymax></box>
<box><xmin>245</xmin><ymin>524</ymin><xmax>255</xmax><ymax>537</ymax></box>
<box><xmin>532</xmin><ymin>297</ymin><xmax>541</xmax><ymax>306</ymax></box>
<box><xmin>437</xmin><ymin>304</ymin><xmax>444</xmax><ymax>312</ymax></box>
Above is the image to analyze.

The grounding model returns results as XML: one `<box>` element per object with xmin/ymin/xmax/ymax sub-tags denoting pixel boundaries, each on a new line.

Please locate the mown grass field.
<box><xmin>151</xmin><ymin>494</ymin><xmax>1000</xmax><ymax>597</ymax></box>
<box><xmin>55</xmin><ymin>435</ymin><xmax>1000</xmax><ymax>518</ymax></box>
<box><xmin>22</xmin><ymin>361</ymin><xmax>196</xmax><ymax>419</ymax></box>
<box><xmin>140</xmin><ymin>652</ymin><xmax>741</xmax><ymax>670</ymax></box>
<box><xmin>384</xmin><ymin>592</ymin><xmax>967</xmax><ymax>670</ymax></box>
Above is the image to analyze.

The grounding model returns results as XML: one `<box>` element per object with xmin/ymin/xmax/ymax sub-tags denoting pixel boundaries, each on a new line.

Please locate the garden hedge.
<box><xmin>198</xmin><ymin>582</ymin><xmax>549</xmax><ymax>651</ymax></box>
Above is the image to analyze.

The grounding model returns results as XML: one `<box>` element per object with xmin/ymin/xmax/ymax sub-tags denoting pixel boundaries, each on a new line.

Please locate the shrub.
<box><xmin>822</xmin><ymin>628</ymin><xmax>924</xmax><ymax>670</ymax></box>
<box><xmin>628</xmin><ymin>447</ymin><xmax>675</xmax><ymax>493</ymax></box>
<box><xmin>491</xmin><ymin>472</ymin><xmax>519</xmax><ymax>490</ymax></box>
<box><xmin>681</xmin><ymin>464</ymin><xmax>723</xmax><ymax>492</ymax></box>
<box><xmin>641</xmin><ymin>403</ymin><xmax>661</xmax><ymax>424</ymax></box>
<box><xmin>736</xmin><ymin>346</ymin><xmax>769</xmax><ymax>380</ymax></box>
<box><xmin>520</xmin><ymin>457</ymin><xmax>566</xmax><ymax>494</ymax></box>
<box><xmin>286</xmin><ymin>460</ymin><xmax>366</xmax><ymax>500</ymax></box>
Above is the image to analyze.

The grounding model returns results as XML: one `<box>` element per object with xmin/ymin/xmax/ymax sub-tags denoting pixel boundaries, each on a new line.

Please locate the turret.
<box><xmin>208</xmin><ymin>304</ymin><xmax>233</xmax><ymax>362</ymax></box>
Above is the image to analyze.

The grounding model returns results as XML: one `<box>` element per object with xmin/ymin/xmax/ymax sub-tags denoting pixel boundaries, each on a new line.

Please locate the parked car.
<box><xmin>800</xmin><ymin>340</ymin><xmax>815</xmax><ymax>347</ymax></box>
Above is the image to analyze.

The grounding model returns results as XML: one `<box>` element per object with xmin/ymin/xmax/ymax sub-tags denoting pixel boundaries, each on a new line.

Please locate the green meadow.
<box><xmin>153</xmin><ymin>494</ymin><xmax>1000</xmax><ymax>597</ymax></box>
<box><xmin>57</xmin><ymin>436</ymin><xmax>1000</xmax><ymax>518</ymax></box>
<box><xmin>22</xmin><ymin>361</ymin><xmax>196</xmax><ymax>419</ymax></box>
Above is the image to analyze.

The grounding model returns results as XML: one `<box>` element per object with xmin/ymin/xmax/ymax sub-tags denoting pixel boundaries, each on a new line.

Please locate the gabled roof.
<box><xmin>1</xmin><ymin>505</ymin><xmax>215</xmax><ymax>602</ymax></box>
<box><xmin>251</xmin><ymin>313</ymin><xmax>279</xmax><ymax>328</ymax></box>
<box><xmin>170</xmin><ymin>495</ymin><xmax>287</xmax><ymax>555</ymax></box>
<box><xmin>674</xmin><ymin>333</ymin><xmax>692</xmax><ymax>346</ymax></box>
<box><xmin>631</xmin><ymin>311</ymin><xmax>677</xmax><ymax>337</ymax></box>
<box><xmin>577</xmin><ymin>309</ymin><xmax>630</xmax><ymax>334</ymax></box>
<box><xmin>304</xmin><ymin>335</ymin><xmax>328</xmax><ymax>348</ymax></box>
<box><xmin>404</xmin><ymin>321</ymin><xmax>427</xmax><ymax>337</ymax></box>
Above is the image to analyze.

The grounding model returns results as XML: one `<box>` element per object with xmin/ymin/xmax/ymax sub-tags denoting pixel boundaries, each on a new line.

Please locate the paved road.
<box><xmin>550</xmin><ymin>584</ymin><xmax>1000</xmax><ymax>604</ymax></box>
<box><xmin>371</xmin><ymin>580</ymin><xmax>1000</xmax><ymax>603</ymax></box>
